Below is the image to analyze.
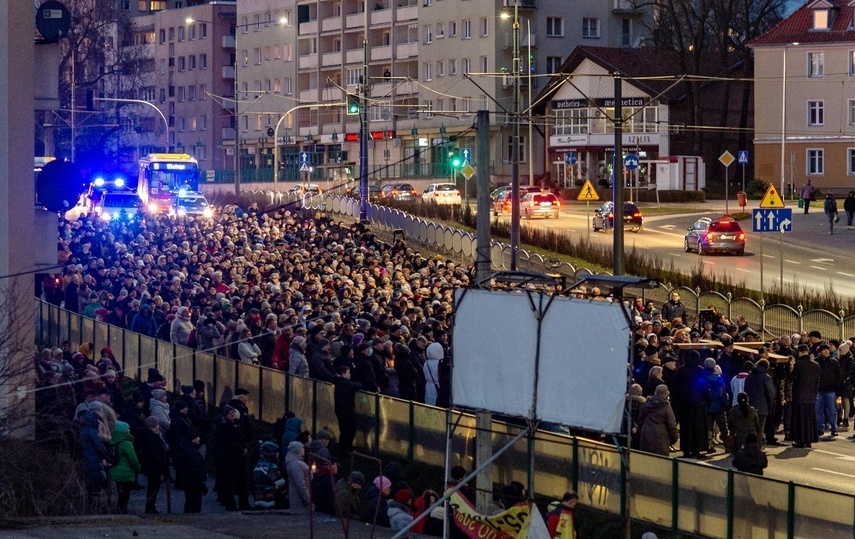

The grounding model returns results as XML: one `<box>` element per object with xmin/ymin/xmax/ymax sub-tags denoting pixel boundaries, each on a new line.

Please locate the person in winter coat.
<box><xmin>252</xmin><ymin>441</ymin><xmax>286</xmax><ymax>509</ymax></box>
<box><xmin>280</xmin><ymin>415</ymin><xmax>304</xmax><ymax>450</ymax></box>
<box><xmin>637</xmin><ymin>384</ymin><xmax>678</xmax><ymax>456</ymax></box>
<box><xmin>174</xmin><ymin>436</ymin><xmax>207</xmax><ymax>512</ymax></box>
<box><xmin>824</xmin><ymin>193</ymin><xmax>839</xmax><ymax>234</ymax></box>
<box><xmin>148</xmin><ymin>389</ymin><xmax>171</xmax><ymax>432</ymax></box>
<box><xmin>237</xmin><ymin>328</ymin><xmax>262</xmax><ymax>365</ymax></box>
<box><xmin>178</xmin><ymin>385</ymin><xmax>209</xmax><ymax>442</ymax></box>
<box><xmin>353</xmin><ymin>342</ymin><xmax>379</xmax><ymax>392</ymax></box>
<box><xmin>728</xmin><ymin>392</ymin><xmax>762</xmax><ymax>452</ymax></box>
<box><xmin>364</xmin><ymin>475</ymin><xmax>391</xmax><ymax>527</ymax></box>
<box><xmin>289</xmin><ymin>336</ymin><xmax>309</xmax><ymax>377</ymax></box>
<box><xmin>137</xmin><ymin>416</ymin><xmax>168</xmax><ymax>514</ymax></box>
<box><xmin>673</xmin><ymin>351</ymin><xmax>710</xmax><ymax>458</ymax></box>
<box><xmin>844</xmin><ymin>191</ymin><xmax>855</xmax><ymax>228</ymax></box>
<box><xmin>413</xmin><ymin>489</ymin><xmax>444</xmax><ymax>536</ymax></box>
<box><xmin>335</xmin><ymin>471</ymin><xmax>366</xmax><ymax>520</ymax></box>
<box><xmin>423</xmin><ymin>342</ymin><xmax>443</xmax><ymax>406</ymax></box>
<box><xmin>110</xmin><ymin>421</ymin><xmax>140</xmax><ymax>514</ymax></box>
<box><xmin>816</xmin><ymin>343</ymin><xmax>843</xmax><ymax>436</ymax></box>
<box><xmin>213</xmin><ymin>405</ymin><xmax>250</xmax><ymax>511</ymax></box>
<box><xmin>661</xmin><ymin>291</ymin><xmax>687</xmax><ymax>323</ymax></box>
<box><xmin>285</xmin><ymin>441</ymin><xmax>312</xmax><ymax>513</ymax></box>
<box><xmin>195</xmin><ymin>315</ymin><xmax>221</xmax><ymax>352</ymax></box>
<box><xmin>170</xmin><ymin>306</ymin><xmax>194</xmax><ymax>346</ymax></box>
<box><xmin>387</xmin><ymin>489</ymin><xmax>415</xmax><ymax>531</ymax></box>
<box><xmin>705</xmin><ymin>359</ymin><xmax>730</xmax><ymax>448</ymax></box>
<box><xmin>130</xmin><ymin>303</ymin><xmax>158</xmax><ymax>337</ymax></box>
<box><xmin>79</xmin><ymin>411</ymin><xmax>108</xmax><ymax>512</ymax></box>
<box><xmin>309</xmin><ymin>338</ymin><xmax>337</xmax><ymax>383</ymax></box>
<box><xmin>732</xmin><ymin>433</ymin><xmax>768</xmax><ymax>475</ymax></box>
<box><xmin>334</xmin><ymin>365</ymin><xmax>362</xmax><ymax>452</ymax></box>
<box><xmin>744</xmin><ymin>357</ymin><xmax>776</xmax><ymax>444</ymax></box>
<box><xmin>628</xmin><ymin>383</ymin><xmax>646</xmax><ymax>450</ymax></box>
<box><xmin>394</xmin><ymin>343</ymin><xmax>419</xmax><ymax>401</ymax></box>
<box><xmin>408</xmin><ymin>336</ymin><xmax>428</xmax><ymax>403</ymax></box>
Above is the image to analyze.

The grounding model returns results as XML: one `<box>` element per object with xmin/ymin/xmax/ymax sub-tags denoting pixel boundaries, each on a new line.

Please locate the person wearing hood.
<box><xmin>170</xmin><ymin>306</ymin><xmax>194</xmax><ymax>346</ymax></box>
<box><xmin>423</xmin><ymin>342</ymin><xmax>443</xmax><ymax>406</ymax></box>
<box><xmin>307</xmin><ymin>429</ymin><xmax>337</xmax><ymax>514</ymax></box>
<box><xmin>353</xmin><ymin>341</ymin><xmax>379</xmax><ymax>392</ymax></box>
<box><xmin>196</xmin><ymin>314</ymin><xmax>221</xmax><ymax>352</ymax></box>
<box><xmin>79</xmin><ymin>410</ymin><xmax>108</xmax><ymax>512</ymax></box>
<box><xmin>728</xmin><ymin>392</ymin><xmax>762</xmax><ymax>452</ymax></box>
<box><xmin>131</xmin><ymin>303</ymin><xmax>157</xmax><ymax>337</ymax></box>
<box><xmin>213</xmin><ymin>405</ymin><xmax>250</xmax><ymax>511</ymax></box>
<box><xmin>110</xmin><ymin>421</ymin><xmax>140</xmax><ymax>514</ymax></box>
<box><xmin>148</xmin><ymin>389</ymin><xmax>171</xmax><ymax>432</ymax></box>
<box><xmin>237</xmin><ymin>328</ymin><xmax>262</xmax><ymax>365</ymax></box>
<box><xmin>309</xmin><ymin>338</ymin><xmax>336</xmax><ymax>383</ymax></box>
<box><xmin>288</xmin><ymin>336</ymin><xmax>309</xmax><ymax>377</ymax></box>
<box><xmin>281</xmin><ymin>414</ymin><xmax>305</xmax><ymax>450</ymax></box>
<box><xmin>387</xmin><ymin>488</ymin><xmax>414</xmax><ymax>531</ymax></box>
<box><xmin>285</xmin><ymin>441</ymin><xmax>312</xmax><ymax>513</ymax></box>
<box><xmin>335</xmin><ymin>471</ymin><xmax>366</xmax><ymax>520</ymax></box>
<box><xmin>637</xmin><ymin>384</ymin><xmax>678</xmax><ymax>456</ymax></box>
<box><xmin>732</xmin><ymin>433</ymin><xmax>768</xmax><ymax>475</ymax></box>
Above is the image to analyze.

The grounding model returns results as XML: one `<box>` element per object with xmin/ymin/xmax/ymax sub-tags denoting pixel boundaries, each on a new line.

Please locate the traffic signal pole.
<box><xmin>358</xmin><ymin>3</ymin><xmax>370</xmax><ymax>223</ymax></box>
<box><xmin>613</xmin><ymin>72</ymin><xmax>625</xmax><ymax>276</ymax></box>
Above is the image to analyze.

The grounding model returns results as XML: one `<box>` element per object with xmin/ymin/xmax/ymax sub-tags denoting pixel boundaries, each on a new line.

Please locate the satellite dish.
<box><xmin>36</xmin><ymin>1</ymin><xmax>71</xmax><ymax>44</ymax></box>
<box><xmin>36</xmin><ymin>160</ymin><xmax>85</xmax><ymax>212</ymax></box>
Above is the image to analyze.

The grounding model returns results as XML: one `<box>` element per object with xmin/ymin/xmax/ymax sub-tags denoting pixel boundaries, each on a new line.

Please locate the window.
<box><xmin>199</xmin><ymin>23</ymin><xmax>207</xmax><ymax>39</ymax></box>
<box><xmin>283</xmin><ymin>43</ymin><xmax>293</xmax><ymax>61</ymax></box>
<box><xmin>449</xmin><ymin>58</ymin><xmax>457</xmax><ymax>75</ymax></box>
<box><xmin>178</xmin><ymin>56</ymin><xmax>185</xmax><ymax>71</ymax></box>
<box><xmin>546</xmin><ymin>17</ymin><xmax>563</xmax><ymax>37</ymax></box>
<box><xmin>177</xmin><ymin>26</ymin><xmax>185</xmax><ymax>41</ymax></box>
<box><xmin>622</xmin><ymin>19</ymin><xmax>631</xmax><ymax>46</ymax></box>
<box><xmin>436</xmin><ymin>22</ymin><xmax>444</xmax><ymax>38</ymax></box>
<box><xmin>425</xmin><ymin>100</ymin><xmax>433</xmax><ymax>119</ymax></box>
<box><xmin>178</xmin><ymin>116</ymin><xmax>185</xmax><ymax>131</ymax></box>
<box><xmin>807</xmin><ymin>149</ymin><xmax>824</xmax><ymax>175</ymax></box>
<box><xmin>274</xmin><ymin>45</ymin><xmax>281</xmax><ymax>59</ymax></box>
<box><xmin>189</xmin><ymin>24</ymin><xmax>196</xmax><ymax>40</ymax></box>
<box><xmin>554</xmin><ymin>108</ymin><xmax>588</xmax><ymax>135</ymax></box>
<box><xmin>188</xmin><ymin>55</ymin><xmax>196</xmax><ymax>70</ymax></box>
<box><xmin>463</xmin><ymin>57</ymin><xmax>471</xmax><ymax>74</ymax></box>
<box><xmin>582</xmin><ymin>17</ymin><xmax>600</xmax><ymax>38</ymax></box>
<box><xmin>449</xmin><ymin>98</ymin><xmax>456</xmax><ymax>111</ymax></box>
<box><xmin>283</xmin><ymin>10</ymin><xmax>292</xmax><ymax>26</ymax></box>
<box><xmin>188</xmin><ymin>85</ymin><xmax>196</xmax><ymax>101</ymax></box>
<box><xmin>265</xmin><ymin>79</ymin><xmax>272</xmax><ymax>92</ymax></box>
<box><xmin>241</xmin><ymin>17</ymin><xmax>248</xmax><ymax>33</ymax></box>
<box><xmin>256</xmin><ymin>115</ymin><xmax>263</xmax><ymax>131</ymax></box>
<box><xmin>284</xmin><ymin>77</ymin><xmax>293</xmax><ymax>95</ymax></box>
<box><xmin>274</xmin><ymin>78</ymin><xmax>281</xmax><ymax>93</ymax></box>
<box><xmin>813</xmin><ymin>9</ymin><xmax>829</xmax><ymax>30</ymax></box>
<box><xmin>423</xmin><ymin>0</ymin><xmax>431</xmax><ymax>6</ymax></box>
<box><xmin>462</xmin><ymin>97</ymin><xmax>470</xmax><ymax>112</ymax></box>
<box><xmin>242</xmin><ymin>49</ymin><xmax>248</xmax><ymax>66</ymax></box>
<box><xmin>462</xmin><ymin>19</ymin><xmax>471</xmax><ymax>39</ymax></box>
<box><xmin>423</xmin><ymin>25</ymin><xmax>433</xmax><ymax>44</ymax></box>
<box><xmin>201</xmin><ymin>115</ymin><xmax>207</xmax><ymax>131</ymax></box>
<box><xmin>424</xmin><ymin>62</ymin><xmax>433</xmax><ymax>81</ymax></box>
<box><xmin>480</xmin><ymin>17</ymin><xmax>488</xmax><ymax>37</ymax></box>
<box><xmin>265</xmin><ymin>46</ymin><xmax>272</xmax><ymax>61</ymax></box>
<box><xmin>808</xmin><ymin>52</ymin><xmax>824</xmax><ymax>77</ymax></box>
<box><xmin>507</xmin><ymin>135</ymin><xmax>527</xmax><ymax>163</ymax></box>
<box><xmin>189</xmin><ymin>116</ymin><xmax>196</xmax><ymax>131</ymax></box>
<box><xmin>254</xmin><ymin>14</ymin><xmax>262</xmax><ymax>31</ymax></box>
<box><xmin>346</xmin><ymin>68</ymin><xmax>361</xmax><ymax>86</ymax></box>
<box><xmin>199</xmin><ymin>54</ymin><xmax>207</xmax><ymax>69</ymax></box>
<box><xmin>479</xmin><ymin>56</ymin><xmax>487</xmax><ymax>72</ymax></box>
<box><xmin>436</xmin><ymin>99</ymin><xmax>444</xmax><ymax>112</ymax></box>
<box><xmin>850</xmin><ymin>51</ymin><xmax>855</xmax><ymax>76</ymax></box>
<box><xmin>449</xmin><ymin>21</ymin><xmax>457</xmax><ymax>37</ymax></box>
<box><xmin>546</xmin><ymin>56</ymin><xmax>562</xmax><ymax>73</ymax></box>
<box><xmin>168</xmin><ymin>27</ymin><xmax>174</xmax><ymax>41</ymax></box>
<box><xmin>437</xmin><ymin>61</ymin><xmax>444</xmax><ymax>76</ymax></box>
<box><xmin>808</xmin><ymin>100</ymin><xmax>824</xmax><ymax>125</ymax></box>
<box><xmin>254</xmin><ymin>48</ymin><xmax>262</xmax><ymax>65</ymax></box>
<box><xmin>199</xmin><ymin>84</ymin><xmax>206</xmax><ymax>100</ymax></box>
<box><xmin>159</xmin><ymin>29</ymin><xmax>165</xmax><ymax>44</ymax></box>
<box><xmin>850</xmin><ymin>99</ymin><xmax>855</xmax><ymax>125</ymax></box>
<box><xmin>849</xmin><ymin>148</ymin><xmax>855</xmax><ymax>175</ymax></box>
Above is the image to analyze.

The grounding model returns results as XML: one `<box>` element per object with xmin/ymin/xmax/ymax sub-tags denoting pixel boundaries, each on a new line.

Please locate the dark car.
<box><xmin>684</xmin><ymin>216</ymin><xmax>746</xmax><ymax>255</ymax></box>
<box><xmin>346</xmin><ymin>184</ymin><xmax>382</xmax><ymax>200</ymax></box>
<box><xmin>592</xmin><ymin>201</ymin><xmax>643</xmax><ymax>233</ymax></box>
<box><xmin>381</xmin><ymin>183</ymin><xmax>417</xmax><ymax>201</ymax></box>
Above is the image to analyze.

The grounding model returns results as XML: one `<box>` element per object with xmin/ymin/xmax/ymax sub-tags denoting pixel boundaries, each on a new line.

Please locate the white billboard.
<box><xmin>452</xmin><ymin>288</ymin><xmax>630</xmax><ymax>433</ymax></box>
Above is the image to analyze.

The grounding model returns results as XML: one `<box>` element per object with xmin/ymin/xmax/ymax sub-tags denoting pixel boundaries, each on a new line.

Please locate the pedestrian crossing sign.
<box><xmin>759</xmin><ymin>184</ymin><xmax>785</xmax><ymax>208</ymax></box>
<box><xmin>577</xmin><ymin>179</ymin><xmax>600</xmax><ymax>201</ymax></box>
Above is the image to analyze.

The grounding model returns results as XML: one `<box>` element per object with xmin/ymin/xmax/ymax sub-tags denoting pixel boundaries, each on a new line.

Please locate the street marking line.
<box><xmin>838</xmin><ymin>272</ymin><xmax>855</xmax><ymax>278</ymax></box>
<box><xmin>659</xmin><ymin>224</ymin><xmax>676</xmax><ymax>230</ymax></box>
<box><xmin>784</xmin><ymin>260</ymin><xmax>801</xmax><ymax>264</ymax></box>
<box><xmin>811</xmin><ymin>468</ymin><xmax>855</xmax><ymax>479</ymax></box>
<box><xmin>763</xmin><ymin>254</ymin><xmax>775</xmax><ymax>259</ymax></box>
<box><xmin>810</xmin><ymin>266</ymin><xmax>828</xmax><ymax>271</ymax></box>
<box><xmin>810</xmin><ymin>258</ymin><xmax>835</xmax><ymax>264</ymax></box>
<box><xmin>735</xmin><ymin>268</ymin><xmax>749</xmax><ymax>272</ymax></box>
<box><xmin>813</xmin><ymin>450</ymin><xmax>855</xmax><ymax>461</ymax></box>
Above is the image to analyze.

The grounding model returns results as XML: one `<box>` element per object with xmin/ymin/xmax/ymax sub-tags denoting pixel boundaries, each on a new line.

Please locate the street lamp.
<box><xmin>272</xmin><ymin>102</ymin><xmax>345</xmax><ymax>192</ymax></box>
<box><xmin>501</xmin><ymin>3</ymin><xmax>521</xmax><ymax>270</ymax></box>
<box><xmin>94</xmin><ymin>97</ymin><xmax>169</xmax><ymax>152</ymax></box>
<box><xmin>781</xmin><ymin>42</ymin><xmax>799</xmax><ymax>199</ymax></box>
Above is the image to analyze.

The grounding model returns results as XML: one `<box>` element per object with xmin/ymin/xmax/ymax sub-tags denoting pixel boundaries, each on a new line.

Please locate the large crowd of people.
<box><xmin>32</xmin><ymin>201</ymin><xmax>852</xmax><ymax>531</ymax></box>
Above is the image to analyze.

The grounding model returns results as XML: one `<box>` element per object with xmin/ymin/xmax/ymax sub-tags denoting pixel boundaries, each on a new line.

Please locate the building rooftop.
<box><xmin>750</xmin><ymin>0</ymin><xmax>855</xmax><ymax>46</ymax></box>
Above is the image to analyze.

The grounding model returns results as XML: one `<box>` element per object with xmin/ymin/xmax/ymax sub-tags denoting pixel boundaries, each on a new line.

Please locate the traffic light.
<box><xmin>346</xmin><ymin>94</ymin><xmax>360</xmax><ymax>115</ymax></box>
<box><xmin>449</xmin><ymin>151</ymin><xmax>463</xmax><ymax>169</ymax></box>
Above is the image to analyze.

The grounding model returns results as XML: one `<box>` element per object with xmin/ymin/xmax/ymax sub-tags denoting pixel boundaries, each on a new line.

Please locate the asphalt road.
<box><xmin>494</xmin><ymin>200</ymin><xmax>855</xmax><ymax>297</ymax></box>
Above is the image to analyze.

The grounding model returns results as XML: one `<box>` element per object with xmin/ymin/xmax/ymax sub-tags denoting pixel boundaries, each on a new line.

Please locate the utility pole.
<box><xmin>509</xmin><ymin>0</ymin><xmax>520</xmax><ymax>270</ymax></box>
<box><xmin>613</xmin><ymin>72</ymin><xmax>625</xmax><ymax>276</ymax></box>
<box><xmin>358</xmin><ymin>0</ymin><xmax>370</xmax><ymax>223</ymax></box>
<box><xmin>475</xmin><ymin>110</ymin><xmax>491</xmax><ymax>284</ymax></box>
<box><xmin>234</xmin><ymin>59</ymin><xmax>241</xmax><ymax>196</ymax></box>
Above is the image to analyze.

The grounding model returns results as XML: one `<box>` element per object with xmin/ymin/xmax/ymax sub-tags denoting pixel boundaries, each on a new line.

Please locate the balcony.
<box><xmin>222</xmin><ymin>65</ymin><xmax>235</xmax><ymax>79</ymax></box>
<box><xmin>396</xmin><ymin>41</ymin><xmax>417</xmax><ymax>59</ymax></box>
<box><xmin>613</xmin><ymin>0</ymin><xmax>644</xmax><ymax>15</ymax></box>
<box><xmin>345</xmin><ymin>12</ymin><xmax>363</xmax><ymax>29</ymax></box>
<box><xmin>299</xmin><ymin>53</ymin><xmax>319</xmax><ymax>70</ymax></box>
<box><xmin>396</xmin><ymin>5</ymin><xmax>417</xmax><ymax>20</ymax></box>
<box><xmin>221</xmin><ymin>127</ymin><xmax>235</xmax><ymax>140</ymax></box>
<box><xmin>371</xmin><ymin>45</ymin><xmax>391</xmax><ymax>61</ymax></box>
<box><xmin>321</xmin><ymin>16</ymin><xmax>341</xmax><ymax>32</ymax></box>
<box><xmin>345</xmin><ymin>48</ymin><xmax>362</xmax><ymax>64</ymax></box>
<box><xmin>371</xmin><ymin>8</ymin><xmax>392</xmax><ymax>25</ymax></box>
<box><xmin>300</xmin><ymin>88</ymin><xmax>319</xmax><ymax>102</ymax></box>
<box><xmin>503</xmin><ymin>32</ymin><xmax>536</xmax><ymax>49</ymax></box>
<box><xmin>222</xmin><ymin>35</ymin><xmax>235</xmax><ymax>48</ymax></box>
<box><xmin>322</xmin><ymin>51</ymin><xmax>343</xmax><ymax>67</ymax></box>
<box><xmin>299</xmin><ymin>19</ymin><xmax>318</xmax><ymax>35</ymax></box>
<box><xmin>502</xmin><ymin>0</ymin><xmax>536</xmax><ymax>8</ymax></box>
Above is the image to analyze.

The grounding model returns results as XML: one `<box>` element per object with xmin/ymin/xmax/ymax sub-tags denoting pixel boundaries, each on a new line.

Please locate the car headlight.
<box><xmin>101</xmin><ymin>211</ymin><xmax>112</xmax><ymax>221</ymax></box>
<box><xmin>148</xmin><ymin>203</ymin><xmax>159</xmax><ymax>213</ymax></box>
<box><xmin>178</xmin><ymin>208</ymin><xmax>187</xmax><ymax>217</ymax></box>
<box><xmin>203</xmin><ymin>207</ymin><xmax>213</xmax><ymax>218</ymax></box>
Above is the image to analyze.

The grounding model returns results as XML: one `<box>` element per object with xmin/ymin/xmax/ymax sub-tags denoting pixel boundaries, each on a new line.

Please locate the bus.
<box><xmin>137</xmin><ymin>153</ymin><xmax>199</xmax><ymax>213</ymax></box>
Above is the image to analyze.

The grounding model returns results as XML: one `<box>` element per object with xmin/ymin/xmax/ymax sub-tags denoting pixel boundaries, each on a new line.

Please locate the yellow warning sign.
<box><xmin>577</xmin><ymin>179</ymin><xmax>600</xmax><ymax>201</ymax></box>
<box><xmin>759</xmin><ymin>184</ymin><xmax>785</xmax><ymax>208</ymax></box>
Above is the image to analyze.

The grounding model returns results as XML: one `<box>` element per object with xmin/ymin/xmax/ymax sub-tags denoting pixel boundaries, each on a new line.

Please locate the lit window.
<box><xmin>813</xmin><ymin>9</ymin><xmax>829</xmax><ymax>30</ymax></box>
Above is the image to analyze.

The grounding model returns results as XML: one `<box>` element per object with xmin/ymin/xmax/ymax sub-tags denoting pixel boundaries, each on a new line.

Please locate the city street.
<box><xmin>493</xmin><ymin>199</ymin><xmax>855</xmax><ymax>297</ymax></box>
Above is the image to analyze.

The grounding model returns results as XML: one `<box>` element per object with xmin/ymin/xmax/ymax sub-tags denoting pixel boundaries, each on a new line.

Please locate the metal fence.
<box><xmin>35</xmin><ymin>299</ymin><xmax>855</xmax><ymax>539</ymax></box>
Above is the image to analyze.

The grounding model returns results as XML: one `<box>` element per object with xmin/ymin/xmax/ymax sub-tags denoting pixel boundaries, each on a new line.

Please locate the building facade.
<box><xmin>751</xmin><ymin>0</ymin><xmax>855</xmax><ymax>195</ymax></box>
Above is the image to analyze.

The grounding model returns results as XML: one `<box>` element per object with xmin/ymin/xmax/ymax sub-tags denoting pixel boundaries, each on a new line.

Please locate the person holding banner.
<box><xmin>546</xmin><ymin>491</ymin><xmax>579</xmax><ymax>538</ymax></box>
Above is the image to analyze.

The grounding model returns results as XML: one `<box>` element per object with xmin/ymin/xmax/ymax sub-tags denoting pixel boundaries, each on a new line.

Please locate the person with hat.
<box><xmin>335</xmin><ymin>471</ymin><xmax>366</xmax><ymax>519</ymax></box>
<box><xmin>307</xmin><ymin>429</ymin><xmax>337</xmax><ymax>514</ymax></box>
<box><xmin>285</xmin><ymin>441</ymin><xmax>311</xmax><ymax>513</ymax></box>
<box><xmin>309</xmin><ymin>338</ymin><xmax>336</xmax><ymax>383</ymax></box>
<box><xmin>744</xmin><ymin>357</ymin><xmax>776</xmax><ymax>446</ymax></box>
<box><xmin>364</xmin><ymin>475</ymin><xmax>392</xmax><ymax>527</ymax></box>
<box><xmin>148</xmin><ymin>388</ymin><xmax>171</xmax><ymax>432</ymax></box>
<box><xmin>545</xmin><ymin>491</ymin><xmax>580</xmax><ymax>538</ymax></box>
<box><xmin>109</xmin><ymin>421</ymin><xmax>140</xmax><ymax>514</ymax></box>
<box><xmin>387</xmin><ymin>488</ymin><xmax>415</xmax><ymax>531</ymax></box>
<box><xmin>212</xmin><ymin>405</ymin><xmax>250</xmax><ymax>510</ymax></box>
<box><xmin>637</xmin><ymin>384</ymin><xmax>678</xmax><ymax>457</ymax></box>
<box><xmin>789</xmin><ymin>344</ymin><xmax>820</xmax><ymax>448</ymax></box>
<box><xmin>228</xmin><ymin>388</ymin><xmax>253</xmax><ymax>441</ymax></box>
<box><xmin>289</xmin><ymin>336</ymin><xmax>310</xmax><ymax>378</ymax></box>
<box><xmin>170</xmin><ymin>306</ymin><xmax>194</xmax><ymax>346</ymax></box>
<box><xmin>252</xmin><ymin>441</ymin><xmax>286</xmax><ymax>509</ymax></box>
<box><xmin>732</xmin><ymin>433</ymin><xmax>768</xmax><ymax>475</ymax></box>
<box><xmin>178</xmin><ymin>384</ymin><xmax>208</xmax><ymax>442</ymax></box>
<box><xmin>173</xmin><ymin>433</ymin><xmax>207</xmax><ymax>513</ymax></box>
<box><xmin>334</xmin><ymin>365</ymin><xmax>362</xmax><ymax>453</ymax></box>
<box><xmin>728</xmin><ymin>392</ymin><xmax>762</xmax><ymax>453</ymax></box>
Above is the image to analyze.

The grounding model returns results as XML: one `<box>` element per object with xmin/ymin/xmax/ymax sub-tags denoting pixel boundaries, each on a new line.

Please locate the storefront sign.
<box><xmin>551</xmin><ymin>97</ymin><xmax>651</xmax><ymax>109</ymax></box>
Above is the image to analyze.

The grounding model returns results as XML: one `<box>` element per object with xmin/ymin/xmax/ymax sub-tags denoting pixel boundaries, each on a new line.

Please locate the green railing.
<box><xmin>35</xmin><ymin>298</ymin><xmax>855</xmax><ymax>538</ymax></box>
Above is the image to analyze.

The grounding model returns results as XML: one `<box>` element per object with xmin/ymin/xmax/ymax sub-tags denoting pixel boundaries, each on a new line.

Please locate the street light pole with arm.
<box><xmin>93</xmin><ymin>96</ymin><xmax>170</xmax><ymax>152</ymax></box>
<box><xmin>272</xmin><ymin>102</ymin><xmax>345</xmax><ymax>193</ymax></box>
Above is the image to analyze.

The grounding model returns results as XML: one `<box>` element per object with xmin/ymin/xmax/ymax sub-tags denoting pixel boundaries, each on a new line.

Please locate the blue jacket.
<box><xmin>79</xmin><ymin>411</ymin><xmax>107</xmax><ymax>485</ymax></box>
<box><xmin>130</xmin><ymin>306</ymin><xmax>157</xmax><ymax>337</ymax></box>
<box><xmin>280</xmin><ymin>416</ymin><xmax>303</xmax><ymax>450</ymax></box>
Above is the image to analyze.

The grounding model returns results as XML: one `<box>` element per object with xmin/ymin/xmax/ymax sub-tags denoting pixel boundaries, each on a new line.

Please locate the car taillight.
<box><xmin>392</xmin><ymin>190</ymin><xmax>398</xmax><ymax>195</ymax></box>
<box><xmin>738</xmin><ymin>233</ymin><xmax>745</xmax><ymax>240</ymax></box>
<box><xmin>633</xmin><ymin>212</ymin><xmax>641</xmax><ymax>217</ymax></box>
<box><xmin>703</xmin><ymin>233</ymin><xmax>710</xmax><ymax>241</ymax></box>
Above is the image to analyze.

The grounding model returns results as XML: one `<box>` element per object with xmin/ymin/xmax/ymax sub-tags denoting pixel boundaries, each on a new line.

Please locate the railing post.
<box><xmin>374</xmin><ymin>392</ymin><xmax>380</xmax><ymax>453</ymax></box>
<box><xmin>258</xmin><ymin>365</ymin><xmax>264</xmax><ymax>424</ymax></box>
<box><xmin>571</xmin><ymin>437</ymin><xmax>579</xmax><ymax>493</ymax></box>
<box><xmin>671</xmin><ymin>458</ymin><xmax>679</xmax><ymax>536</ymax></box>
<box><xmin>312</xmin><ymin>378</ymin><xmax>318</xmax><ymax>435</ymax></box>
<box><xmin>212</xmin><ymin>352</ymin><xmax>218</xmax><ymax>408</ymax></box>
<box><xmin>726</xmin><ymin>469</ymin><xmax>734</xmax><ymax>539</ymax></box>
<box><xmin>787</xmin><ymin>481</ymin><xmax>795</xmax><ymax>539</ymax></box>
<box><xmin>136</xmin><ymin>334</ymin><xmax>142</xmax><ymax>382</ymax></box>
<box><xmin>408</xmin><ymin>400</ymin><xmax>414</xmax><ymax>462</ymax></box>
<box><xmin>619</xmin><ymin>447</ymin><xmax>626</xmax><ymax>520</ymax></box>
<box><xmin>285</xmin><ymin>372</ymin><xmax>291</xmax><ymax>413</ymax></box>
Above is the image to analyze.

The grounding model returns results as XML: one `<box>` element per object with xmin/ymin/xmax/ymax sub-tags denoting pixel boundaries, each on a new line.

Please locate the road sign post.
<box><xmin>719</xmin><ymin>151</ymin><xmax>735</xmax><ymax>214</ymax></box>
<box><xmin>738</xmin><ymin>150</ymin><xmax>749</xmax><ymax>192</ymax></box>
<box><xmin>578</xmin><ymin>179</ymin><xmax>599</xmax><ymax>240</ymax></box>
<box><xmin>461</xmin><ymin>162</ymin><xmax>476</xmax><ymax>208</ymax></box>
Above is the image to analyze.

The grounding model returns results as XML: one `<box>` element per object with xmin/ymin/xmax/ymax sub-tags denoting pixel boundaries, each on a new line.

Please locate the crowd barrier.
<box><xmin>36</xmin><ymin>297</ymin><xmax>855</xmax><ymax>538</ymax></box>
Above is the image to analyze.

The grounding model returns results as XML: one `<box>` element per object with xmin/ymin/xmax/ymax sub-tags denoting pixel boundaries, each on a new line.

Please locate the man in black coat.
<box><xmin>816</xmin><ymin>343</ymin><xmax>843</xmax><ymax>437</ymax></box>
<box><xmin>790</xmin><ymin>344</ymin><xmax>820</xmax><ymax>448</ymax></box>
<box><xmin>179</xmin><ymin>385</ymin><xmax>209</xmax><ymax>442</ymax></box>
<box><xmin>174</xmin><ymin>436</ymin><xmax>207</xmax><ymax>513</ymax></box>
<box><xmin>673</xmin><ymin>351</ymin><xmax>710</xmax><ymax>458</ymax></box>
<box><xmin>228</xmin><ymin>388</ymin><xmax>253</xmax><ymax>442</ymax></box>
<box><xmin>744</xmin><ymin>355</ymin><xmax>777</xmax><ymax>446</ymax></box>
<box><xmin>212</xmin><ymin>406</ymin><xmax>249</xmax><ymax>510</ymax></box>
<box><xmin>661</xmin><ymin>291</ymin><xmax>687</xmax><ymax>324</ymax></box>
<box><xmin>334</xmin><ymin>365</ymin><xmax>362</xmax><ymax>452</ymax></box>
<box><xmin>137</xmin><ymin>416</ymin><xmax>169</xmax><ymax>514</ymax></box>
<box><xmin>394</xmin><ymin>343</ymin><xmax>419</xmax><ymax>401</ymax></box>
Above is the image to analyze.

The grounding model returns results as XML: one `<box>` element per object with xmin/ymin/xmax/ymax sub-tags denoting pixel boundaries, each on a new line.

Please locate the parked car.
<box><xmin>170</xmin><ymin>192</ymin><xmax>213</xmax><ymax>218</ymax></box>
<box><xmin>94</xmin><ymin>191</ymin><xmax>142</xmax><ymax>222</ymax></box>
<box><xmin>381</xmin><ymin>183</ymin><xmax>418</xmax><ymax>201</ymax></box>
<box><xmin>290</xmin><ymin>183</ymin><xmax>323</xmax><ymax>196</ymax></box>
<box><xmin>684</xmin><ymin>216</ymin><xmax>745</xmax><ymax>255</ymax></box>
<box><xmin>422</xmin><ymin>183</ymin><xmax>462</xmax><ymax>205</ymax></box>
<box><xmin>345</xmin><ymin>184</ymin><xmax>382</xmax><ymax>200</ymax></box>
<box><xmin>492</xmin><ymin>186</ymin><xmax>547</xmax><ymax>214</ymax></box>
<box><xmin>522</xmin><ymin>192</ymin><xmax>561</xmax><ymax>219</ymax></box>
<box><xmin>592</xmin><ymin>201</ymin><xmax>643</xmax><ymax>233</ymax></box>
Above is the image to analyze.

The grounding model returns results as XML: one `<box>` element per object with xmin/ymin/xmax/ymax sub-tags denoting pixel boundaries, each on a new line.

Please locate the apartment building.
<box><xmin>751</xmin><ymin>0</ymin><xmax>855</xmax><ymax>193</ymax></box>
